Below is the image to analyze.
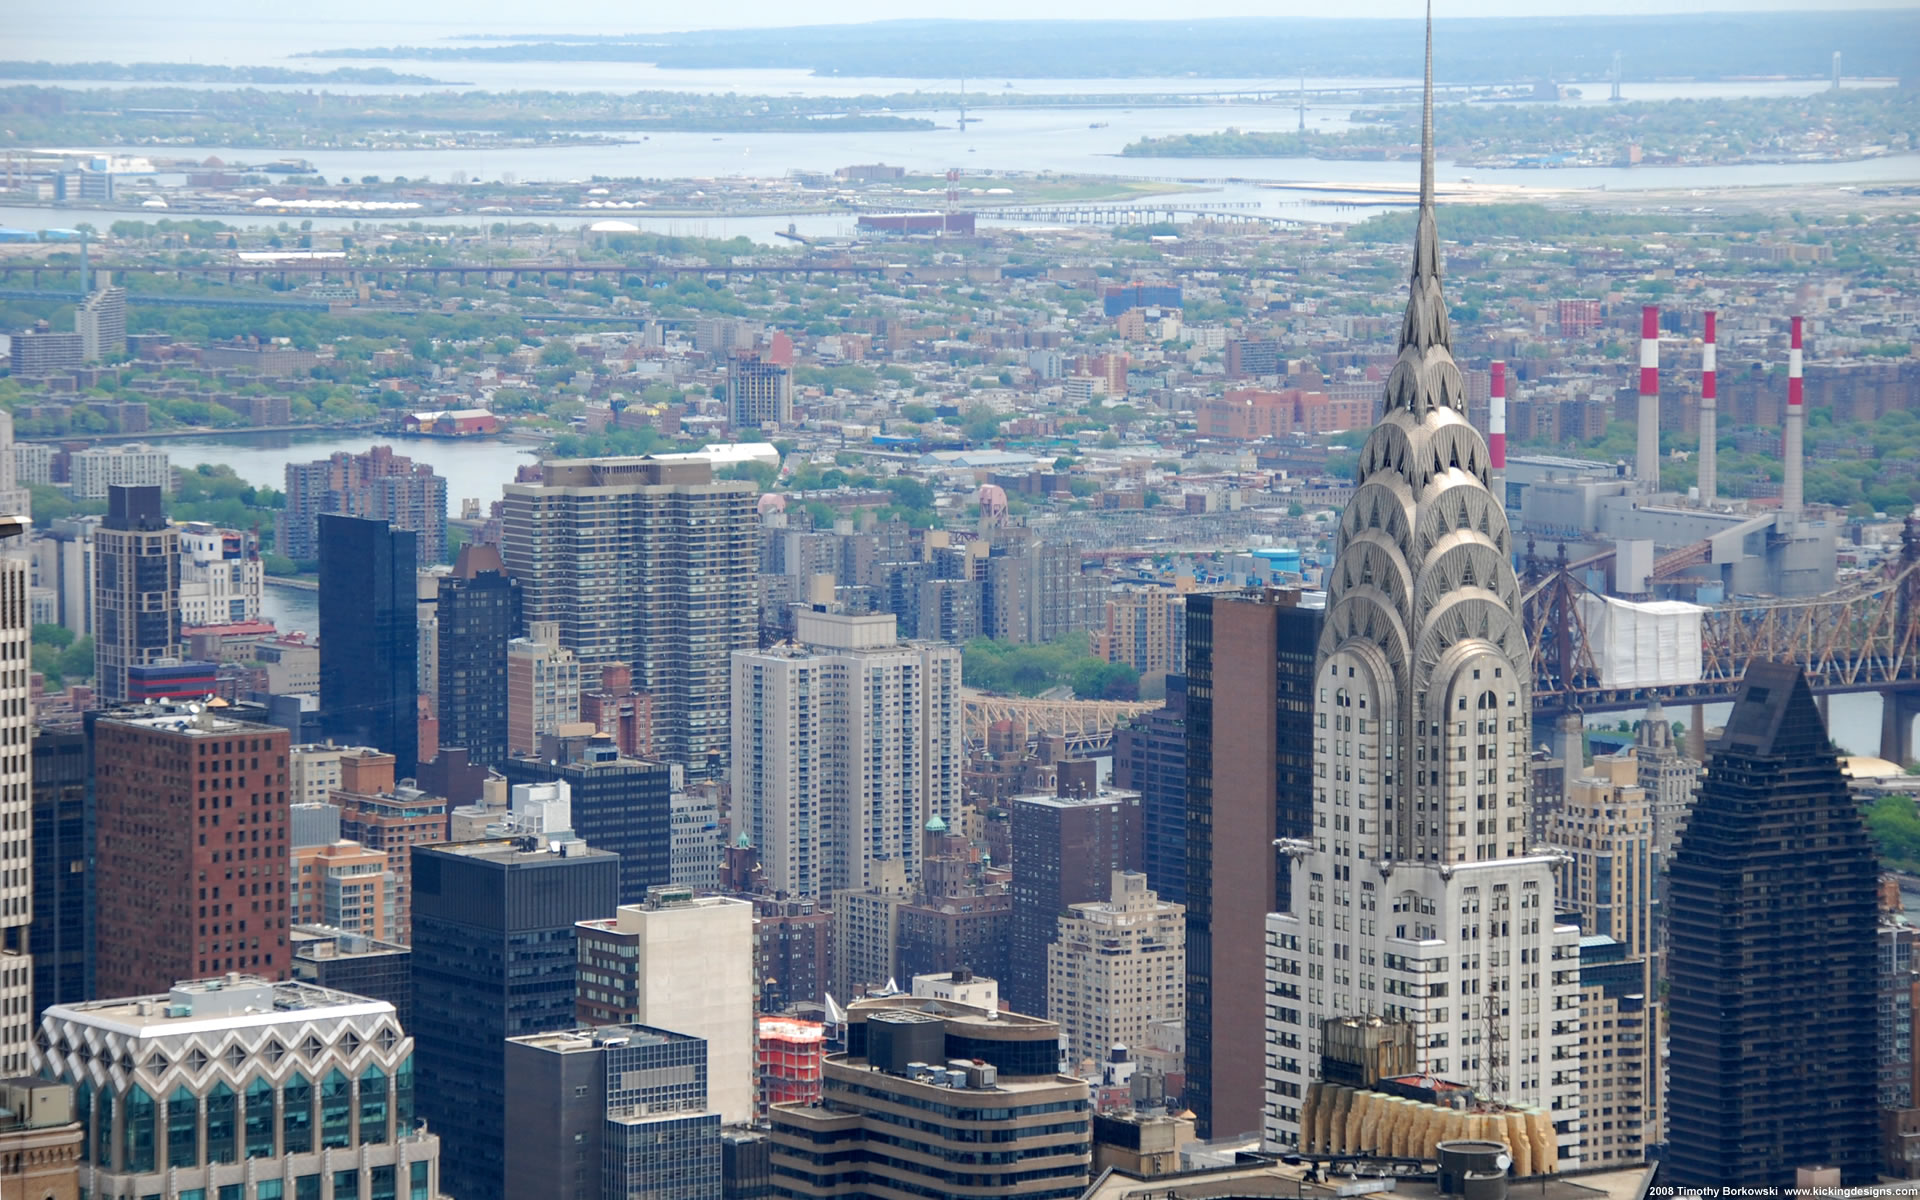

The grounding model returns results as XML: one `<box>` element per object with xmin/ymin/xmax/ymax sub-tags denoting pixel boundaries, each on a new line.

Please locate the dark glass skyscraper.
<box><xmin>436</xmin><ymin>543</ymin><xmax>518</xmax><ymax>770</ymax></box>
<box><xmin>1665</xmin><ymin>662</ymin><xmax>1878</xmax><ymax>1187</ymax></box>
<box><xmin>1006</xmin><ymin>780</ymin><xmax>1141</xmax><ymax>1018</ymax></box>
<box><xmin>319</xmin><ymin>514</ymin><xmax>419</xmax><ymax>777</ymax></box>
<box><xmin>29</xmin><ymin>728</ymin><xmax>91</xmax><ymax>1013</ymax></box>
<box><xmin>501</xmin><ymin>732</ymin><xmax>674</xmax><ymax>907</ymax></box>
<box><xmin>1113</xmin><ymin>675</ymin><xmax>1187</xmax><ymax>907</ymax></box>
<box><xmin>93</xmin><ymin>484</ymin><xmax>180</xmax><ymax>705</ymax></box>
<box><xmin>412</xmin><ymin>838</ymin><xmax>620</xmax><ymax>1200</ymax></box>
<box><xmin>1182</xmin><ymin>588</ymin><xmax>1321</xmax><ymax>1140</ymax></box>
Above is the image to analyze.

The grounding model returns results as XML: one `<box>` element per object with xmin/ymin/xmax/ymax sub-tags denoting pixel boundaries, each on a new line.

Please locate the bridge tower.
<box><xmin>1883</xmin><ymin>515</ymin><xmax>1920</xmax><ymax>764</ymax></box>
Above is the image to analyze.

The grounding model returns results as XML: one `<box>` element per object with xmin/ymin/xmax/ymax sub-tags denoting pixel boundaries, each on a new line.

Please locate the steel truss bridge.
<box><xmin>961</xmin><ymin>689</ymin><xmax>1156</xmax><ymax>757</ymax></box>
<box><xmin>1523</xmin><ymin>519</ymin><xmax>1920</xmax><ymax>760</ymax></box>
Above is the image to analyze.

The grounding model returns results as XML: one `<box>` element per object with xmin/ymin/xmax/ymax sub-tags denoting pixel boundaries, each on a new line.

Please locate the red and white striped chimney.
<box><xmin>1489</xmin><ymin>360</ymin><xmax>1507</xmax><ymax>507</ymax></box>
<box><xmin>1637</xmin><ymin>305</ymin><xmax>1661</xmax><ymax>490</ymax></box>
<box><xmin>1783</xmin><ymin>315</ymin><xmax>1804</xmax><ymax>518</ymax></box>
<box><xmin>1698</xmin><ymin>311</ymin><xmax>1717</xmax><ymax>505</ymax></box>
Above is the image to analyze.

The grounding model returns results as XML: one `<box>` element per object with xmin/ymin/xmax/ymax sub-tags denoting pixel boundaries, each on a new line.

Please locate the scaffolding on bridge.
<box><xmin>1523</xmin><ymin>516</ymin><xmax>1920</xmax><ymax>714</ymax></box>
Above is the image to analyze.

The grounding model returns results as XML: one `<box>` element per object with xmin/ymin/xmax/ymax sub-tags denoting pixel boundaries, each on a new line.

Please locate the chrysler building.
<box><xmin>1263</xmin><ymin>7</ymin><xmax>1583</xmax><ymax>1158</ymax></box>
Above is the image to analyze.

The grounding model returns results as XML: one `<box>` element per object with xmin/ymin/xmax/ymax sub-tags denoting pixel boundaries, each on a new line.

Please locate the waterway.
<box><xmin>166</xmin><ymin>430</ymin><xmax>540</xmax><ymax>518</ymax></box>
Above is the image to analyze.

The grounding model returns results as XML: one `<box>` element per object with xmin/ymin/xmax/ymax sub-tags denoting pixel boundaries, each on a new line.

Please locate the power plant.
<box><xmin>1499</xmin><ymin>308</ymin><xmax>1833</xmax><ymax>600</ymax></box>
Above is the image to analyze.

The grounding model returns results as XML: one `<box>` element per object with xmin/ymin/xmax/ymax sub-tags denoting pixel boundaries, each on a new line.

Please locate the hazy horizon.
<box><xmin>13</xmin><ymin>0</ymin><xmax>1920</xmax><ymax>51</ymax></box>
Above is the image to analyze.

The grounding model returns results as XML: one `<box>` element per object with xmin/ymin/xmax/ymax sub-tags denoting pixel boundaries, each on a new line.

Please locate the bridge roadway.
<box><xmin>1526</xmin><ymin>526</ymin><xmax>1920</xmax><ymax>760</ymax></box>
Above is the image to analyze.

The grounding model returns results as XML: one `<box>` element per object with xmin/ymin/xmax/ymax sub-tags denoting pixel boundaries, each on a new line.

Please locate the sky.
<box><xmin>13</xmin><ymin>0</ymin><xmax>1920</xmax><ymax>46</ymax></box>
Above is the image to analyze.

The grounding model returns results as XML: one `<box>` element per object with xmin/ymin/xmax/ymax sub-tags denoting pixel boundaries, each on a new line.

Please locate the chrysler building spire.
<box><xmin>1389</xmin><ymin>0</ymin><xmax>1464</xmax><ymax>415</ymax></box>
<box><xmin>1264</xmin><ymin>4</ymin><xmax>1583</xmax><ymax>1158</ymax></box>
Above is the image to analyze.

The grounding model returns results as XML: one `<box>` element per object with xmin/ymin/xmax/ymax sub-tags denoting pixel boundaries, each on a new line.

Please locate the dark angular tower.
<box><xmin>1665</xmin><ymin>661</ymin><xmax>1877</xmax><ymax>1188</ymax></box>
<box><xmin>319</xmin><ymin>514</ymin><xmax>419</xmax><ymax>777</ymax></box>
<box><xmin>436</xmin><ymin>542</ymin><xmax>518</xmax><ymax>770</ymax></box>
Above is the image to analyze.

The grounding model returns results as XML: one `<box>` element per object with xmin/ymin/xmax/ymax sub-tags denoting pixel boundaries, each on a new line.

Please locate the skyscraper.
<box><xmin>572</xmin><ymin>889</ymin><xmax>756</xmax><ymax>1125</ymax></box>
<box><xmin>502</xmin><ymin>730</ymin><xmax>675</xmax><ymax>906</ymax></box>
<box><xmin>1007</xmin><ymin>779</ymin><xmax>1142</xmax><ymax>1019</ymax></box>
<box><xmin>501</xmin><ymin>455</ymin><xmax>757</xmax><ymax>770</ymax></box>
<box><xmin>766</xmin><ymin>995</ymin><xmax>1092</xmax><ymax>1198</ymax></box>
<box><xmin>279</xmin><ymin>445</ymin><xmax>448</xmax><ymax>564</ymax></box>
<box><xmin>75</xmin><ymin>284</ymin><xmax>127</xmax><ymax>362</ymax></box>
<box><xmin>727</xmin><ymin>351</ymin><xmax>792</xmax><ymax>429</ymax></box>
<box><xmin>411</xmin><ymin>837</ymin><xmax>621</xmax><ymax>1200</ymax></box>
<box><xmin>731</xmin><ymin>610</ymin><xmax>963</xmax><ymax>901</ymax></box>
<box><xmin>93</xmin><ymin>484</ymin><xmax>181</xmax><ymax>706</ymax></box>
<box><xmin>0</xmin><ymin>518</ymin><xmax>27</xmax><ymax>1074</ymax></box>
<box><xmin>1182</xmin><ymin>588</ymin><xmax>1320</xmax><ymax>1140</ymax></box>
<box><xmin>1263</xmin><ymin>19</ymin><xmax>1583</xmax><ymax>1154</ymax></box>
<box><xmin>1113</xmin><ymin>675</ymin><xmax>1187</xmax><ymax>907</ymax></box>
<box><xmin>29</xmin><ymin>728</ymin><xmax>90</xmax><ymax>1016</ymax></box>
<box><xmin>40</xmin><ymin>976</ymin><xmax>442</xmax><ymax>1199</ymax></box>
<box><xmin>1047</xmin><ymin>871</ymin><xmax>1185</xmax><ymax>1074</ymax></box>
<box><xmin>435</xmin><ymin>543</ymin><xmax>517</xmax><ymax>770</ymax></box>
<box><xmin>91</xmin><ymin>703</ymin><xmax>292</xmax><ymax>997</ymax></box>
<box><xmin>1549</xmin><ymin>750</ymin><xmax>1657</xmax><ymax>1166</ymax></box>
<box><xmin>319</xmin><ymin>515</ymin><xmax>419</xmax><ymax>778</ymax></box>
<box><xmin>508</xmin><ymin>620</ymin><xmax>582</xmax><ymax>756</ymax></box>
<box><xmin>1665</xmin><ymin>662</ymin><xmax>1878</xmax><ymax>1187</ymax></box>
<box><xmin>505</xmin><ymin>1025</ymin><xmax>722</xmax><ymax>1200</ymax></box>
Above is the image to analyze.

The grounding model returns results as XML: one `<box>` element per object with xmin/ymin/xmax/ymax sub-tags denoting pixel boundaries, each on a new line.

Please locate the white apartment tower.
<box><xmin>1264</xmin><ymin>15</ymin><xmax>1582</xmax><ymax>1158</ymax></box>
<box><xmin>1047</xmin><ymin>871</ymin><xmax>1185</xmax><ymax>1074</ymax></box>
<box><xmin>731</xmin><ymin>610</ymin><xmax>963</xmax><ymax>901</ymax></box>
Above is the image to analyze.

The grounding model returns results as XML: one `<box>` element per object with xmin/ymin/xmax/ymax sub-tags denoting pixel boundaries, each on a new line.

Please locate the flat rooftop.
<box><xmin>46</xmin><ymin>977</ymin><xmax>389</xmax><ymax>1038</ymax></box>
<box><xmin>509</xmin><ymin>1025</ymin><xmax>694</xmax><ymax>1055</ymax></box>
<box><xmin>97</xmin><ymin>703</ymin><xmax>277</xmax><ymax>737</ymax></box>
<box><xmin>420</xmin><ymin>837</ymin><xmax>615</xmax><ymax>865</ymax></box>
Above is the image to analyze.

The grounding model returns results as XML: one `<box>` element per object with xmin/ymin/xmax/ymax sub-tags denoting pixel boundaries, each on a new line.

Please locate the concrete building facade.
<box><xmin>1047</xmin><ymin>871</ymin><xmax>1185</xmax><ymax>1075</ymax></box>
<box><xmin>573</xmin><ymin>889</ymin><xmax>755</xmax><ymax>1126</ymax></box>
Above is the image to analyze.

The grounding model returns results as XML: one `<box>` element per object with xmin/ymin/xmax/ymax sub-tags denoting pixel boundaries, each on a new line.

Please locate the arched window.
<box><xmin>124</xmin><ymin>1085</ymin><xmax>156</xmax><ymax>1174</ymax></box>
<box><xmin>244</xmin><ymin>1078</ymin><xmax>276</xmax><ymax>1159</ymax></box>
<box><xmin>206</xmin><ymin>1081</ymin><xmax>237</xmax><ymax>1163</ymax></box>
<box><xmin>166</xmin><ymin>1084</ymin><xmax>198</xmax><ymax>1168</ymax></box>
<box><xmin>320</xmin><ymin>1069</ymin><xmax>352</xmax><ymax>1149</ymax></box>
<box><xmin>359</xmin><ymin>1065</ymin><xmax>389</xmax><ymax>1145</ymax></box>
<box><xmin>282</xmin><ymin>1073</ymin><xmax>313</xmax><ymax>1155</ymax></box>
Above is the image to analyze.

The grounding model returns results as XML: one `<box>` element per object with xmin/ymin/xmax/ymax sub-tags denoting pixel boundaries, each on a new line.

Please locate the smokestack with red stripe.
<box><xmin>1783</xmin><ymin>315</ymin><xmax>1804</xmax><ymax>518</ymax></box>
<box><xmin>1489</xmin><ymin>360</ymin><xmax>1507</xmax><ymax>508</ymax></box>
<box><xmin>1638</xmin><ymin>305</ymin><xmax>1661</xmax><ymax>490</ymax></box>
<box><xmin>1698</xmin><ymin>311</ymin><xmax>1717</xmax><ymax>505</ymax></box>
